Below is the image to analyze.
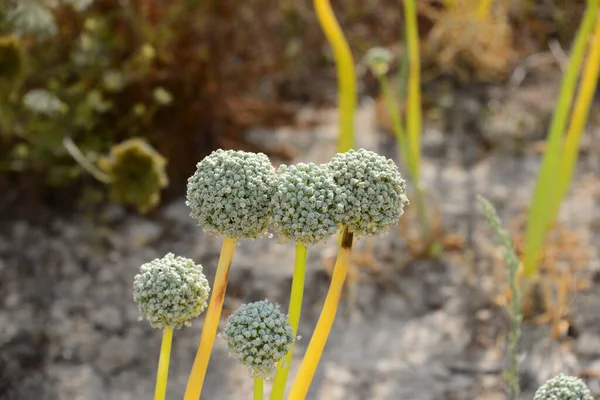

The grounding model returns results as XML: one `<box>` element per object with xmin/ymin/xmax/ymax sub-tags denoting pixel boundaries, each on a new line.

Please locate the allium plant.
<box><xmin>221</xmin><ymin>301</ymin><xmax>294</xmax><ymax>397</ymax></box>
<box><xmin>533</xmin><ymin>375</ymin><xmax>593</xmax><ymax>400</ymax></box>
<box><xmin>289</xmin><ymin>149</ymin><xmax>408</xmax><ymax>400</ymax></box>
<box><xmin>133</xmin><ymin>253</ymin><xmax>210</xmax><ymax>400</ymax></box>
<box><xmin>184</xmin><ymin>149</ymin><xmax>276</xmax><ymax>400</ymax></box>
<box><xmin>269</xmin><ymin>163</ymin><xmax>345</xmax><ymax>399</ymax></box>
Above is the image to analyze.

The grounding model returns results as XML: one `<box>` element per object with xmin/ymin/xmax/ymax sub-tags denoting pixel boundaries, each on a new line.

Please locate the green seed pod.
<box><xmin>534</xmin><ymin>375</ymin><xmax>593</xmax><ymax>400</ymax></box>
<box><xmin>271</xmin><ymin>163</ymin><xmax>345</xmax><ymax>245</ymax></box>
<box><xmin>186</xmin><ymin>149</ymin><xmax>276</xmax><ymax>239</ymax></box>
<box><xmin>326</xmin><ymin>148</ymin><xmax>408</xmax><ymax>236</ymax></box>
<box><xmin>0</xmin><ymin>35</ymin><xmax>25</xmax><ymax>88</ymax></box>
<box><xmin>133</xmin><ymin>253</ymin><xmax>210</xmax><ymax>330</ymax></box>
<box><xmin>98</xmin><ymin>138</ymin><xmax>168</xmax><ymax>214</ymax></box>
<box><xmin>221</xmin><ymin>300</ymin><xmax>294</xmax><ymax>378</ymax></box>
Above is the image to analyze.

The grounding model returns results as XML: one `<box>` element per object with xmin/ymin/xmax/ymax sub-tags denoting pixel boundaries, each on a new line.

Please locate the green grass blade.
<box><xmin>522</xmin><ymin>0</ymin><xmax>599</xmax><ymax>277</ymax></box>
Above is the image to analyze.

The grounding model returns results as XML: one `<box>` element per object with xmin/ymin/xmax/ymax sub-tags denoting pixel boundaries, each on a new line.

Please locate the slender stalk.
<box><xmin>378</xmin><ymin>74</ymin><xmax>430</xmax><ymax>239</ymax></box>
<box><xmin>154</xmin><ymin>328</ymin><xmax>174</xmax><ymax>400</ymax></box>
<box><xmin>254</xmin><ymin>378</ymin><xmax>264</xmax><ymax>400</ymax></box>
<box><xmin>478</xmin><ymin>197</ymin><xmax>522</xmax><ymax>400</ymax></box>
<box><xmin>288</xmin><ymin>227</ymin><xmax>354</xmax><ymax>400</ymax></box>
<box><xmin>553</xmin><ymin>11</ymin><xmax>600</xmax><ymax>213</ymax></box>
<box><xmin>313</xmin><ymin>0</ymin><xmax>357</xmax><ymax>153</ymax></box>
<box><xmin>184</xmin><ymin>237</ymin><xmax>238</xmax><ymax>400</ymax></box>
<box><xmin>63</xmin><ymin>136</ymin><xmax>111</xmax><ymax>183</ymax></box>
<box><xmin>403</xmin><ymin>0</ymin><xmax>422</xmax><ymax>181</ymax></box>
<box><xmin>522</xmin><ymin>0</ymin><xmax>599</xmax><ymax>277</ymax></box>
<box><xmin>270</xmin><ymin>243</ymin><xmax>308</xmax><ymax>400</ymax></box>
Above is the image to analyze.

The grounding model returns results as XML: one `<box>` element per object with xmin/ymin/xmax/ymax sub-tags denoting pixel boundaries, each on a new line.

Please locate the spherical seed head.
<box><xmin>271</xmin><ymin>163</ymin><xmax>345</xmax><ymax>245</ymax></box>
<box><xmin>133</xmin><ymin>253</ymin><xmax>210</xmax><ymax>330</ymax></box>
<box><xmin>534</xmin><ymin>375</ymin><xmax>593</xmax><ymax>400</ymax></box>
<box><xmin>186</xmin><ymin>149</ymin><xmax>276</xmax><ymax>239</ymax></box>
<box><xmin>326</xmin><ymin>148</ymin><xmax>408</xmax><ymax>236</ymax></box>
<box><xmin>221</xmin><ymin>300</ymin><xmax>294</xmax><ymax>378</ymax></box>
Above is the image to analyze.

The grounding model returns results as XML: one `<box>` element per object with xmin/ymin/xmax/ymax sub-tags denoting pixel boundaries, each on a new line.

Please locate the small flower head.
<box><xmin>221</xmin><ymin>300</ymin><xmax>294</xmax><ymax>378</ymax></box>
<box><xmin>186</xmin><ymin>149</ymin><xmax>276</xmax><ymax>239</ymax></box>
<box><xmin>364</xmin><ymin>47</ymin><xmax>393</xmax><ymax>76</ymax></box>
<box><xmin>271</xmin><ymin>163</ymin><xmax>344</xmax><ymax>245</ymax></box>
<box><xmin>133</xmin><ymin>253</ymin><xmax>210</xmax><ymax>330</ymax></box>
<box><xmin>326</xmin><ymin>149</ymin><xmax>408</xmax><ymax>236</ymax></box>
<box><xmin>534</xmin><ymin>375</ymin><xmax>593</xmax><ymax>400</ymax></box>
<box><xmin>99</xmin><ymin>138</ymin><xmax>168</xmax><ymax>214</ymax></box>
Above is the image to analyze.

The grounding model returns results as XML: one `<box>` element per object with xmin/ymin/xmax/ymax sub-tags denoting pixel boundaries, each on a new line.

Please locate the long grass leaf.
<box><xmin>553</xmin><ymin>11</ymin><xmax>600</xmax><ymax>213</ymax></box>
<box><xmin>522</xmin><ymin>0</ymin><xmax>599</xmax><ymax>277</ymax></box>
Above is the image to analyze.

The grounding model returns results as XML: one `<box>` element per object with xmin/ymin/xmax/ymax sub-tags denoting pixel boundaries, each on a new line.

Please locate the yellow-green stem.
<box><xmin>377</xmin><ymin>74</ymin><xmax>430</xmax><ymax>240</ymax></box>
<box><xmin>154</xmin><ymin>328</ymin><xmax>173</xmax><ymax>400</ymax></box>
<box><xmin>269</xmin><ymin>243</ymin><xmax>308</xmax><ymax>400</ymax></box>
<box><xmin>313</xmin><ymin>0</ymin><xmax>357</xmax><ymax>153</ymax></box>
<box><xmin>403</xmin><ymin>0</ymin><xmax>423</xmax><ymax>181</ymax></box>
<box><xmin>288</xmin><ymin>227</ymin><xmax>354</xmax><ymax>400</ymax></box>
<box><xmin>553</xmin><ymin>10</ymin><xmax>600</xmax><ymax>214</ymax></box>
<box><xmin>184</xmin><ymin>237</ymin><xmax>237</xmax><ymax>400</ymax></box>
<box><xmin>522</xmin><ymin>0</ymin><xmax>599</xmax><ymax>277</ymax></box>
<box><xmin>254</xmin><ymin>378</ymin><xmax>264</xmax><ymax>400</ymax></box>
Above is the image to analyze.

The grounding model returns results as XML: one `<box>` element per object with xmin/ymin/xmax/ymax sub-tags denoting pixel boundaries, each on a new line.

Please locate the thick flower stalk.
<box><xmin>184</xmin><ymin>149</ymin><xmax>276</xmax><ymax>400</ymax></box>
<box><xmin>133</xmin><ymin>253</ymin><xmax>210</xmax><ymax>400</ymax></box>
<box><xmin>289</xmin><ymin>149</ymin><xmax>407</xmax><ymax>400</ymax></box>
<box><xmin>269</xmin><ymin>163</ymin><xmax>344</xmax><ymax>400</ymax></box>
<box><xmin>533</xmin><ymin>374</ymin><xmax>593</xmax><ymax>400</ymax></box>
<box><xmin>222</xmin><ymin>301</ymin><xmax>294</xmax><ymax>400</ymax></box>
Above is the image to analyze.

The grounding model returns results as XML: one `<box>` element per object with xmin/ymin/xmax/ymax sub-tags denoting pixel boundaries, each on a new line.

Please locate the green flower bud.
<box><xmin>271</xmin><ymin>163</ymin><xmax>344</xmax><ymax>245</ymax></box>
<box><xmin>133</xmin><ymin>253</ymin><xmax>210</xmax><ymax>330</ymax></box>
<box><xmin>98</xmin><ymin>138</ymin><xmax>168</xmax><ymax>214</ymax></box>
<box><xmin>534</xmin><ymin>375</ymin><xmax>593</xmax><ymax>400</ymax></box>
<box><xmin>186</xmin><ymin>149</ymin><xmax>276</xmax><ymax>239</ymax></box>
<box><xmin>364</xmin><ymin>47</ymin><xmax>393</xmax><ymax>76</ymax></box>
<box><xmin>326</xmin><ymin>149</ymin><xmax>408</xmax><ymax>236</ymax></box>
<box><xmin>221</xmin><ymin>300</ymin><xmax>294</xmax><ymax>378</ymax></box>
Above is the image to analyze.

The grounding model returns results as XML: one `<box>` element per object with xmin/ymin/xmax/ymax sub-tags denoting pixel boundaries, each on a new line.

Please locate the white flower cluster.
<box><xmin>271</xmin><ymin>163</ymin><xmax>345</xmax><ymax>245</ymax></box>
<box><xmin>133</xmin><ymin>253</ymin><xmax>210</xmax><ymax>330</ymax></box>
<box><xmin>534</xmin><ymin>375</ymin><xmax>593</xmax><ymax>400</ymax></box>
<box><xmin>187</xmin><ymin>148</ymin><xmax>407</xmax><ymax>242</ymax></box>
<box><xmin>186</xmin><ymin>149</ymin><xmax>276</xmax><ymax>239</ymax></box>
<box><xmin>221</xmin><ymin>300</ymin><xmax>294</xmax><ymax>378</ymax></box>
<box><xmin>327</xmin><ymin>148</ymin><xmax>408</xmax><ymax>236</ymax></box>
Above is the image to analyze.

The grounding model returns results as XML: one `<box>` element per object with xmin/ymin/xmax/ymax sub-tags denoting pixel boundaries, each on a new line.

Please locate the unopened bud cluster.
<box><xmin>186</xmin><ymin>149</ymin><xmax>276</xmax><ymax>239</ymax></box>
<box><xmin>221</xmin><ymin>300</ymin><xmax>294</xmax><ymax>378</ymax></box>
<box><xmin>534</xmin><ymin>375</ymin><xmax>593</xmax><ymax>400</ymax></box>
<box><xmin>133</xmin><ymin>253</ymin><xmax>210</xmax><ymax>330</ymax></box>
<box><xmin>187</xmin><ymin>148</ymin><xmax>407</xmax><ymax>242</ymax></box>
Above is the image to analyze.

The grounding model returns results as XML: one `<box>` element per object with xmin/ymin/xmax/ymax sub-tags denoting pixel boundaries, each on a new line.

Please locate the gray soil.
<box><xmin>1</xmin><ymin>79</ymin><xmax>600</xmax><ymax>400</ymax></box>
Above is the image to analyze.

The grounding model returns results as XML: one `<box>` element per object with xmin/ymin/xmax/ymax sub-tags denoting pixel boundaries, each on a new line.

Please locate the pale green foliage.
<box><xmin>478</xmin><ymin>196</ymin><xmax>521</xmax><ymax>400</ymax></box>
<box><xmin>221</xmin><ymin>300</ymin><xmax>294</xmax><ymax>378</ymax></box>
<box><xmin>22</xmin><ymin>89</ymin><xmax>67</xmax><ymax>116</ymax></box>
<box><xmin>534</xmin><ymin>375</ymin><xmax>593</xmax><ymax>400</ymax></box>
<box><xmin>186</xmin><ymin>149</ymin><xmax>276</xmax><ymax>239</ymax></box>
<box><xmin>271</xmin><ymin>163</ymin><xmax>344</xmax><ymax>245</ymax></box>
<box><xmin>133</xmin><ymin>253</ymin><xmax>210</xmax><ymax>330</ymax></box>
<box><xmin>326</xmin><ymin>148</ymin><xmax>408</xmax><ymax>236</ymax></box>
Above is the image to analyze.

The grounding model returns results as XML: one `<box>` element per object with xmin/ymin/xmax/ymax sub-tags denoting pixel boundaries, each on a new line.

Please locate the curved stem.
<box><xmin>269</xmin><ymin>243</ymin><xmax>308</xmax><ymax>400</ymax></box>
<box><xmin>63</xmin><ymin>136</ymin><xmax>111</xmax><ymax>183</ymax></box>
<box><xmin>154</xmin><ymin>328</ymin><xmax>173</xmax><ymax>400</ymax></box>
<box><xmin>254</xmin><ymin>378</ymin><xmax>264</xmax><ymax>400</ymax></box>
<box><xmin>184</xmin><ymin>236</ymin><xmax>237</xmax><ymax>400</ymax></box>
<box><xmin>313</xmin><ymin>0</ymin><xmax>356</xmax><ymax>153</ymax></box>
<box><xmin>288</xmin><ymin>227</ymin><xmax>354</xmax><ymax>400</ymax></box>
